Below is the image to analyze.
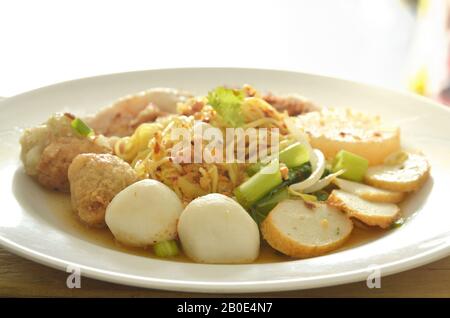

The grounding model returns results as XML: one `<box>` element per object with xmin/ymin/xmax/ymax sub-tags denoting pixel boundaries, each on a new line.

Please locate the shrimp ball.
<box><xmin>105</xmin><ymin>179</ymin><xmax>183</xmax><ymax>247</ymax></box>
<box><xmin>177</xmin><ymin>193</ymin><xmax>260</xmax><ymax>264</ymax></box>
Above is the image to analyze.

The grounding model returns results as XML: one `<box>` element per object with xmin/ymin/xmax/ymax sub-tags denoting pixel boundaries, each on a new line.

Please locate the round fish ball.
<box><xmin>105</xmin><ymin>179</ymin><xmax>183</xmax><ymax>247</ymax></box>
<box><xmin>178</xmin><ymin>193</ymin><xmax>260</xmax><ymax>264</ymax></box>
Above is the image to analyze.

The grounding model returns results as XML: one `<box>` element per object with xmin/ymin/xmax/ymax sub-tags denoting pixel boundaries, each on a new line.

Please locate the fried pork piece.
<box><xmin>263</xmin><ymin>93</ymin><xmax>319</xmax><ymax>116</ymax></box>
<box><xmin>68</xmin><ymin>153</ymin><xmax>138</xmax><ymax>227</ymax></box>
<box><xmin>20</xmin><ymin>113</ymin><xmax>112</xmax><ymax>192</ymax></box>
<box><xmin>85</xmin><ymin>88</ymin><xmax>192</xmax><ymax>137</ymax></box>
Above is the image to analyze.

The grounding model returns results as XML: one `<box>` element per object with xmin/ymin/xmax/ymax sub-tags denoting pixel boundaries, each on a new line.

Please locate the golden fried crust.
<box><xmin>261</xmin><ymin>217</ymin><xmax>350</xmax><ymax>258</ymax></box>
<box><xmin>68</xmin><ymin>153</ymin><xmax>137</xmax><ymax>227</ymax></box>
<box><xmin>36</xmin><ymin>137</ymin><xmax>111</xmax><ymax>192</ymax></box>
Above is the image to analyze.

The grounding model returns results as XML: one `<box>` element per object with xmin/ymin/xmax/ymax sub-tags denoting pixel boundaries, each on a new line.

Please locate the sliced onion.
<box><xmin>303</xmin><ymin>169</ymin><xmax>345</xmax><ymax>193</ymax></box>
<box><xmin>289</xmin><ymin>149</ymin><xmax>325</xmax><ymax>192</ymax></box>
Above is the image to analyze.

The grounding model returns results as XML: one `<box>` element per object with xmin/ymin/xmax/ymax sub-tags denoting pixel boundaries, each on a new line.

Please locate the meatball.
<box><xmin>20</xmin><ymin>113</ymin><xmax>75</xmax><ymax>177</ymax></box>
<box><xmin>68</xmin><ymin>153</ymin><xmax>138</xmax><ymax>227</ymax></box>
<box><xmin>37</xmin><ymin>136</ymin><xmax>111</xmax><ymax>192</ymax></box>
<box><xmin>20</xmin><ymin>113</ymin><xmax>112</xmax><ymax>192</ymax></box>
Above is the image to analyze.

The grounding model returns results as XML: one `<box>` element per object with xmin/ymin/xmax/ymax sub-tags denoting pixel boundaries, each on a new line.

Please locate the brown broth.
<box><xmin>45</xmin><ymin>190</ymin><xmax>385</xmax><ymax>264</ymax></box>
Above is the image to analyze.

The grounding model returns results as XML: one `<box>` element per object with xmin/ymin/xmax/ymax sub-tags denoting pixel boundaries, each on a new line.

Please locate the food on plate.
<box><xmin>20</xmin><ymin>113</ymin><xmax>112</xmax><ymax>192</ymax></box>
<box><xmin>332</xmin><ymin>178</ymin><xmax>405</xmax><ymax>203</ymax></box>
<box><xmin>262</xmin><ymin>92</ymin><xmax>318</xmax><ymax>116</ymax></box>
<box><xmin>68</xmin><ymin>153</ymin><xmax>138</xmax><ymax>227</ymax></box>
<box><xmin>85</xmin><ymin>88</ymin><xmax>192</xmax><ymax>137</ymax></box>
<box><xmin>364</xmin><ymin>151</ymin><xmax>430</xmax><ymax>192</ymax></box>
<box><xmin>18</xmin><ymin>85</ymin><xmax>431</xmax><ymax>264</ymax></box>
<box><xmin>261</xmin><ymin>200</ymin><xmax>353</xmax><ymax>258</ymax></box>
<box><xmin>105</xmin><ymin>179</ymin><xmax>183</xmax><ymax>247</ymax></box>
<box><xmin>328</xmin><ymin>190</ymin><xmax>400</xmax><ymax>229</ymax></box>
<box><xmin>178</xmin><ymin>193</ymin><xmax>260</xmax><ymax>263</ymax></box>
<box><xmin>295</xmin><ymin>108</ymin><xmax>400</xmax><ymax>165</ymax></box>
<box><xmin>331</xmin><ymin>149</ymin><xmax>368</xmax><ymax>182</ymax></box>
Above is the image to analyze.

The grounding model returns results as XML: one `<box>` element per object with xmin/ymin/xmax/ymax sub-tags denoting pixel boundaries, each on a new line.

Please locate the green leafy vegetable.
<box><xmin>321</xmin><ymin>168</ymin><xmax>331</xmax><ymax>179</ymax></box>
<box><xmin>207</xmin><ymin>87</ymin><xmax>244</xmax><ymax>127</ymax></box>
<box><xmin>314</xmin><ymin>190</ymin><xmax>329</xmax><ymax>201</ymax></box>
<box><xmin>250</xmin><ymin>188</ymin><xmax>289</xmax><ymax>223</ymax></box>
<box><xmin>249</xmin><ymin>162</ymin><xmax>312</xmax><ymax>223</ymax></box>
<box><xmin>234</xmin><ymin>159</ymin><xmax>282</xmax><ymax>209</ymax></box>
<box><xmin>71</xmin><ymin>118</ymin><xmax>93</xmax><ymax>137</ymax></box>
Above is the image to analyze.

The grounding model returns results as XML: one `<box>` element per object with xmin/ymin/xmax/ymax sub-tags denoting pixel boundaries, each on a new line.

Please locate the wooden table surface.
<box><xmin>0</xmin><ymin>247</ymin><xmax>449</xmax><ymax>297</ymax></box>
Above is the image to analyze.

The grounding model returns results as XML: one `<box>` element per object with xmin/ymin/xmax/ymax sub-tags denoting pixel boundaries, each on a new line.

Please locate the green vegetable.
<box><xmin>321</xmin><ymin>168</ymin><xmax>331</xmax><ymax>179</ymax></box>
<box><xmin>234</xmin><ymin>159</ymin><xmax>282</xmax><ymax>209</ymax></box>
<box><xmin>153</xmin><ymin>240</ymin><xmax>179</xmax><ymax>258</ymax></box>
<box><xmin>296</xmin><ymin>192</ymin><xmax>317</xmax><ymax>202</ymax></box>
<box><xmin>246</xmin><ymin>162</ymin><xmax>263</xmax><ymax>177</ymax></box>
<box><xmin>314</xmin><ymin>190</ymin><xmax>329</xmax><ymax>201</ymax></box>
<box><xmin>296</xmin><ymin>162</ymin><xmax>312</xmax><ymax>180</ymax></box>
<box><xmin>278</xmin><ymin>142</ymin><xmax>309</xmax><ymax>168</ymax></box>
<box><xmin>391</xmin><ymin>218</ymin><xmax>405</xmax><ymax>229</ymax></box>
<box><xmin>207</xmin><ymin>87</ymin><xmax>244</xmax><ymax>127</ymax></box>
<box><xmin>248</xmin><ymin>162</ymin><xmax>313</xmax><ymax>223</ymax></box>
<box><xmin>251</xmin><ymin>188</ymin><xmax>289</xmax><ymax>221</ymax></box>
<box><xmin>332</xmin><ymin>150</ymin><xmax>369</xmax><ymax>182</ymax></box>
<box><xmin>71</xmin><ymin>118</ymin><xmax>93</xmax><ymax>137</ymax></box>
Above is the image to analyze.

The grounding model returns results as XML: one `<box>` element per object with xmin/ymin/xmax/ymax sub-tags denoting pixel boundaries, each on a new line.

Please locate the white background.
<box><xmin>0</xmin><ymin>0</ymin><xmax>416</xmax><ymax>96</ymax></box>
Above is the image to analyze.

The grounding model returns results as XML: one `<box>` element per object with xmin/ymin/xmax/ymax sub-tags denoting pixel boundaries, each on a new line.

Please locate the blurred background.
<box><xmin>0</xmin><ymin>0</ymin><xmax>449</xmax><ymax>104</ymax></box>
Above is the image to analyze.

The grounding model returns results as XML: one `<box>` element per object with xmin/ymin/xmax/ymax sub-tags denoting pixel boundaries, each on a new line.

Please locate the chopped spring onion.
<box><xmin>332</xmin><ymin>150</ymin><xmax>368</xmax><ymax>182</ymax></box>
<box><xmin>153</xmin><ymin>240</ymin><xmax>179</xmax><ymax>258</ymax></box>
<box><xmin>234</xmin><ymin>159</ymin><xmax>282</xmax><ymax>209</ymax></box>
<box><xmin>71</xmin><ymin>118</ymin><xmax>93</xmax><ymax>137</ymax></box>
<box><xmin>289</xmin><ymin>149</ymin><xmax>326</xmax><ymax>193</ymax></box>
<box><xmin>390</xmin><ymin>218</ymin><xmax>405</xmax><ymax>229</ymax></box>
<box><xmin>279</xmin><ymin>142</ymin><xmax>310</xmax><ymax>168</ymax></box>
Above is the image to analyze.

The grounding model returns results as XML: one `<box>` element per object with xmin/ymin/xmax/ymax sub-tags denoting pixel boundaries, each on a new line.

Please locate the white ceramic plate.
<box><xmin>1</xmin><ymin>68</ymin><xmax>450</xmax><ymax>293</ymax></box>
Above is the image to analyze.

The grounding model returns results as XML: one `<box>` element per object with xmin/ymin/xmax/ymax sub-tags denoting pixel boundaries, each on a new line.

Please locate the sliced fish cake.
<box><xmin>328</xmin><ymin>190</ymin><xmax>400</xmax><ymax>229</ymax></box>
<box><xmin>332</xmin><ymin>178</ymin><xmax>405</xmax><ymax>203</ymax></box>
<box><xmin>364</xmin><ymin>152</ymin><xmax>430</xmax><ymax>192</ymax></box>
<box><xmin>261</xmin><ymin>200</ymin><xmax>353</xmax><ymax>258</ymax></box>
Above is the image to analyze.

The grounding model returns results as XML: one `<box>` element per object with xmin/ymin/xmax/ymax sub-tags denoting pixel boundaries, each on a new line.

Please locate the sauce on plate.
<box><xmin>45</xmin><ymin>189</ymin><xmax>385</xmax><ymax>264</ymax></box>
